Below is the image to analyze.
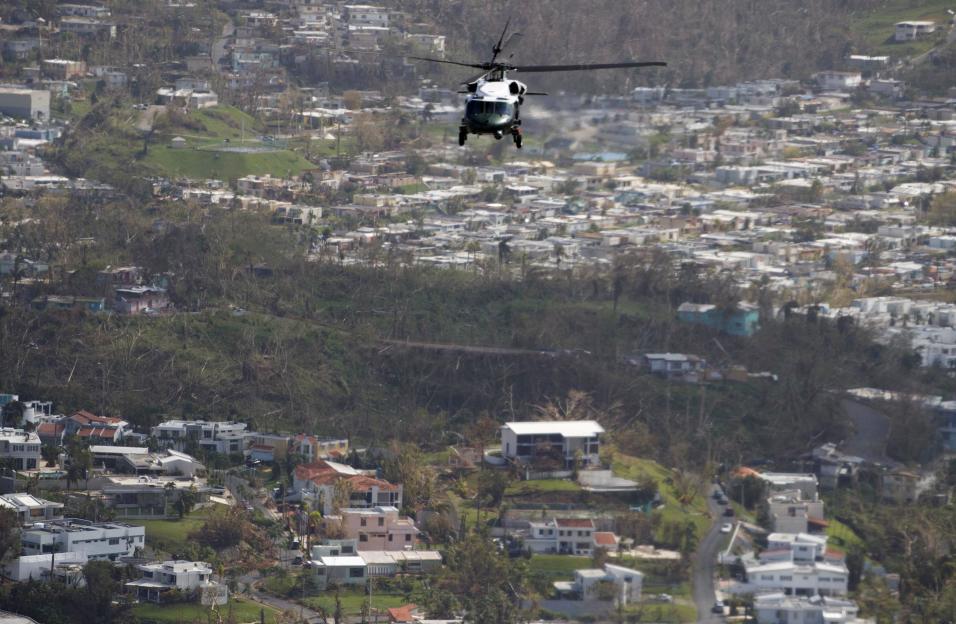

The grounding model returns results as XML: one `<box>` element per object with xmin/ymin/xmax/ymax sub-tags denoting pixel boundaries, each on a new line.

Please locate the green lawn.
<box><xmin>133</xmin><ymin>510</ymin><xmax>209</xmax><ymax>553</ymax></box>
<box><xmin>133</xmin><ymin>597</ymin><xmax>280</xmax><ymax>624</ymax></box>
<box><xmin>852</xmin><ymin>0</ymin><xmax>954</xmax><ymax>56</ymax></box>
<box><xmin>505</xmin><ymin>479</ymin><xmax>582</xmax><ymax>496</ymax></box>
<box><xmin>302</xmin><ymin>589</ymin><xmax>408</xmax><ymax>615</ymax></box>
<box><xmin>528</xmin><ymin>554</ymin><xmax>590</xmax><ymax>581</ymax></box>
<box><xmin>144</xmin><ymin>145</ymin><xmax>314</xmax><ymax>181</ymax></box>
<box><xmin>611</xmin><ymin>453</ymin><xmax>712</xmax><ymax>542</ymax></box>
<box><xmin>826</xmin><ymin>517</ymin><xmax>865</xmax><ymax>552</ymax></box>
<box><xmin>623</xmin><ymin>602</ymin><xmax>697</xmax><ymax>622</ymax></box>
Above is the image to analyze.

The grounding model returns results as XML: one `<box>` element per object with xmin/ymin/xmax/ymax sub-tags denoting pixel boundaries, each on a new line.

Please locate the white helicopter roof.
<box><xmin>475</xmin><ymin>78</ymin><xmax>522</xmax><ymax>100</ymax></box>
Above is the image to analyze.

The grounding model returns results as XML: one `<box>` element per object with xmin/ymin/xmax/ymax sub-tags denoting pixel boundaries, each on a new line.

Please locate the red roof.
<box><xmin>37</xmin><ymin>422</ymin><xmax>65</xmax><ymax>436</ymax></box>
<box><xmin>70</xmin><ymin>411</ymin><xmax>123</xmax><ymax>427</ymax></box>
<box><xmin>593</xmin><ymin>532</ymin><xmax>618</xmax><ymax>546</ymax></box>
<box><xmin>387</xmin><ymin>604</ymin><xmax>417</xmax><ymax>623</ymax></box>
<box><xmin>78</xmin><ymin>426</ymin><xmax>115</xmax><ymax>438</ymax></box>
<box><xmin>556</xmin><ymin>518</ymin><xmax>594</xmax><ymax>528</ymax></box>
<box><xmin>807</xmin><ymin>517</ymin><xmax>829</xmax><ymax>528</ymax></box>
<box><xmin>294</xmin><ymin>461</ymin><xmax>399</xmax><ymax>492</ymax></box>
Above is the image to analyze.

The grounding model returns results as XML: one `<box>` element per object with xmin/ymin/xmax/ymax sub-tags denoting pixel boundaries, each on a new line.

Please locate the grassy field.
<box><xmin>144</xmin><ymin>145</ymin><xmax>314</xmax><ymax>181</ymax></box>
<box><xmin>302</xmin><ymin>589</ymin><xmax>408</xmax><ymax>615</ymax></box>
<box><xmin>826</xmin><ymin>517</ymin><xmax>865</xmax><ymax>552</ymax></box>
<box><xmin>133</xmin><ymin>597</ymin><xmax>280</xmax><ymax>624</ymax></box>
<box><xmin>133</xmin><ymin>510</ymin><xmax>210</xmax><ymax>554</ymax></box>
<box><xmin>852</xmin><ymin>0</ymin><xmax>954</xmax><ymax>56</ymax></box>
<box><xmin>505</xmin><ymin>479</ymin><xmax>583</xmax><ymax>496</ymax></box>
<box><xmin>611</xmin><ymin>453</ymin><xmax>712</xmax><ymax>542</ymax></box>
<box><xmin>528</xmin><ymin>554</ymin><xmax>591</xmax><ymax>581</ymax></box>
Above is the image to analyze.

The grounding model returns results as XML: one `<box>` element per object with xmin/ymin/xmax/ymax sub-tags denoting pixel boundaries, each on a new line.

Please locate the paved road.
<box><xmin>691</xmin><ymin>484</ymin><xmax>725</xmax><ymax>623</ymax></box>
<box><xmin>239</xmin><ymin>570</ymin><xmax>327</xmax><ymax>623</ymax></box>
<box><xmin>212</xmin><ymin>19</ymin><xmax>235</xmax><ymax>68</ymax></box>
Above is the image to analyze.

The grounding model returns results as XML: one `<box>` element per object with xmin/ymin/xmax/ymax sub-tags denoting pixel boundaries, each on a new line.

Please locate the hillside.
<box><xmin>51</xmin><ymin>102</ymin><xmax>317</xmax><ymax>192</ymax></box>
<box><xmin>401</xmin><ymin>0</ymin><xmax>868</xmax><ymax>90</ymax></box>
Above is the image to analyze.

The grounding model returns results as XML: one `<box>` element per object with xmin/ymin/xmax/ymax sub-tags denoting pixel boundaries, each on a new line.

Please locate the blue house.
<box><xmin>677</xmin><ymin>302</ymin><xmax>760</xmax><ymax>337</ymax></box>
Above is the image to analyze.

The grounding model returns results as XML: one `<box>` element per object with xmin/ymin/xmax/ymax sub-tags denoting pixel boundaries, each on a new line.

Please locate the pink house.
<box><xmin>340</xmin><ymin>506</ymin><xmax>420</xmax><ymax>551</ymax></box>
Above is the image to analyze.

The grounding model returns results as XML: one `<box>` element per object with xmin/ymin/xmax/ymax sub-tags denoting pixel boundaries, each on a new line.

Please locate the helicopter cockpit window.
<box><xmin>466</xmin><ymin>99</ymin><xmax>514</xmax><ymax>126</ymax></box>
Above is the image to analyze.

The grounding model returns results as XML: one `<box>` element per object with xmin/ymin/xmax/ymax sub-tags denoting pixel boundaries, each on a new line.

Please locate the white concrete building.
<box><xmin>0</xmin><ymin>493</ymin><xmax>63</xmax><ymax>525</ymax></box>
<box><xmin>0</xmin><ymin>428</ymin><xmax>41</xmax><ymax>471</ymax></box>
<box><xmin>0</xmin><ymin>88</ymin><xmax>51</xmax><ymax>122</ymax></box>
<box><xmin>310</xmin><ymin>555</ymin><xmax>367</xmax><ymax>590</ymax></box>
<box><xmin>126</xmin><ymin>560</ymin><xmax>227</xmax><ymax>604</ymax></box>
<box><xmin>895</xmin><ymin>21</ymin><xmax>936</xmax><ymax>42</ymax></box>
<box><xmin>553</xmin><ymin>563</ymin><xmax>644</xmax><ymax>606</ymax></box>
<box><xmin>754</xmin><ymin>593</ymin><xmax>872</xmax><ymax>624</ymax></box>
<box><xmin>525</xmin><ymin>518</ymin><xmax>603</xmax><ymax>555</ymax></box>
<box><xmin>500</xmin><ymin>420</ymin><xmax>604</xmax><ymax>468</ymax></box>
<box><xmin>3</xmin><ymin>551</ymin><xmax>88</xmax><ymax>582</ymax></box>
<box><xmin>20</xmin><ymin>519</ymin><xmax>145</xmax><ymax>561</ymax></box>
<box><xmin>767</xmin><ymin>491</ymin><xmax>826</xmax><ymax>534</ymax></box>
<box><xmin>151</xmin><ymin>420</ymin><xmax>248</xmax><ymax>454</ymax></box>
<box><xmin>745</xmin><ymin>560</ymin><xmax>849</xmax><ymax>597</ymax></box>
<box><xmin>766</xmin><ymin>533</ymin><xmax>829</xmax><ymax>563</ymax></box>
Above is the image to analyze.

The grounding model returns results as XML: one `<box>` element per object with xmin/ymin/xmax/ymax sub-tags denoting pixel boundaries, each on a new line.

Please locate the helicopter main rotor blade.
<box><xmin>515</xmin><ymin>61</ymin><xmax>667</xmax><ymax>72</ymax></box>
<box><xmin>492</xmin><ymin>17</ymin><xmax>512</xmax><ymax>60</ymax></box>
<box><xmin>407</xmin><ymin>55</ymin><xmax>487</xmax><ymax>69</ymax></box>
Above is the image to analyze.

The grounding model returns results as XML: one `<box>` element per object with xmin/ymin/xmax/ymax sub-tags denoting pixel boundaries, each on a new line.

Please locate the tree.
<box><xmin>477</xmin><ymin>470</ymin><xmax>510</xmax><ymax>508</ymax></box>
<box><xmin>433</xmin><ymin>533</ymin><xmax>530</xmax><ymax>624</ymax></box>
<box><xmin>0</xmin><ymin>509</ymin><xmax>19</xmax><ymax>568</ymax></box>
<box><xmin>342</xmin><ymin>91</ymin><xmax>363</xmax><ymax>111</ymax></box>
<box><xmin>174</xmin><ymin>486</ymin><xmax>198</xmax><ymax>519</ymax></box>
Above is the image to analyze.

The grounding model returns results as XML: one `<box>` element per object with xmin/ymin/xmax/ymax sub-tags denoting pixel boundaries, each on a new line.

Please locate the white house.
<box><xmin>753</xmin><ymin>593</ymin><xmax>871</xmax><ymax>624</ymax></box>
<box><xmin>0</xmin><ymin>493</ymin><xmax>63</xmax><ymax>524</ymax></box>
<box><xmin>766</xmin><ymin>533</ymin><xmax>829</xmax><ymax>563</ymax></box>
<box><xmin>744</xmin><ymin>560</ymin><xmax>849</xmax><ymax>597</ymax></box>
<box><xmin>150</xmin><ymin>420</ymin><xmax>248</xmax><ymax>455</ymax></box>
<box><xmin>310</xmin><ymin>555</ymin><xmax>367</xmax><ymax>590</ymax></box>
<box><xmin>813</xmin><ymin>72</ymin><xmax>862</xmax><ymax>91</ymax></box>
<box><xmin>3</xmin><ymin>551</ymin><xmax>88</xmax><ymax>582</ymax></box>
<box><xmin>0</xmin><ymin>428</ymin><xmax>41</xmax><ymax>471</ymax></box>
<box><xmin>553</xmin><ymin>563</ymin><xmax>644</xmax><ymax>606</ymax></box>
<box><xmin>767</xmin><ymin>491</ymin><xmax>826</xmax><ymax>534</ymax></box>
<box><xmin>895</xmin><ymin>21</ymin><xmax>936</xmax><ymax>42</ymax></box>
<box><xmin>19</xmin><ymin>519</ymin><xmax>145</xmax><ymax>562</ymax></box>
<box><xmin>500</xmin><ymin>420</ymin><xmax>604</xmax><ymax>468</ymax></box>
<box><xmin>126</xmin><ymin>560</ymin><xmax>227</xmax><ymax>604</ymax></box>
<box><xmin>359</xmin><ymin>550</ymin><xmax>443</xmax><ymax>577</ymax></box>
<box><xmin>642</xmin><ymin>353</ymin><xmax>707</xmax><ymax>379</ymax></box>
<box><xmin>525</xmin><ymin>518</ymin><xmax>614</xmax><ymax>555</ymax></box>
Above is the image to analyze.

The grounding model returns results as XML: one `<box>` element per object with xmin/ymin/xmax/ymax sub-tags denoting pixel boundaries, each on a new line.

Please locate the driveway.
<box><xmin>691</xmin><ymin>484</ymin><xmax>725</xmax><ymax>623</ymax></box>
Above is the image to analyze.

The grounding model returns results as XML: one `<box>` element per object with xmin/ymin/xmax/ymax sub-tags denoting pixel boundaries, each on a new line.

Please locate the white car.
<box><xmin>720</xmin><ymin>522</ymin><xmax>733</xmax><ymax>534</ymax></box>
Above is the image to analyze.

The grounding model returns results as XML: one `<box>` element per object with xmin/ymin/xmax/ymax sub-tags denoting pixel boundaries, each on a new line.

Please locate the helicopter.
<box><xmin>410</xmin><ymin>20</ymin><xmax>666</xmax><ymax>149</ymax></box>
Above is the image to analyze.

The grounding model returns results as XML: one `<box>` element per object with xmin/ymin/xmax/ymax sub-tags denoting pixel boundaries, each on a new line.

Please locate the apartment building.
<box><xmin>0</xmin><ymin>428</ymin><xmax>41</xmax><ymax>471</ymax></box>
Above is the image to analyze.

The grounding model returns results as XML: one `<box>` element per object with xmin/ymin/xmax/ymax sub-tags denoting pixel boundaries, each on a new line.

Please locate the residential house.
<box><xmin>150</xmin><ymin>420</ymin><xmax>248</xmax><ymax>455</ymax></box>
<box><xmin>677</xmin><ymin>302</ymin><xmax>760</xmax><ymax>337</ymax></box>
<box><xmin>339</xmin><ymin>507</ymin><xmax>419</xmax><ymax>551</ymax></box>
<box><xmin>291</xmin><ymin>434</ymin><xmax>349</xmax><ymax>461</ymax></box>
<box><xmin>113</xmin><ymin>286</ymin><xmax>169</xmax><ymax>315</ymax></box>
<box><xmin>246</xmin><ymin>432</ymin><xmax>291</xmax><ymax>462</ymax></box>
<box><xmin>102</xmin><ymin>475</ymin><xmax>213</xmax><ymax>519</ymax></box>
<box><xmin>36</xmin><ymin>421</ymin><xmax>66</xmax><ymax>447</ymax></box>
<box><xmin>753</xmin><ymin>593</ymin><xmax>871</xmax><ymax>624</ymax></box>
<box><xmin>65</xmin><ymin>411</ymin><xmax>128</xmax><ymax>445</ymax></box>
<box><xmin>526</xmin><ymin>518</ymin><xmax>598</xmax><ymax>556</ymax></box>
<box><xmin>499</xmin><ymin>420</ymin><xmax>604</xmax><ymax>468</ymax></box>
<box><xmin>895</xmin><ymin>21</ymin><xmax>936</xmax><ymax>42</ymax></box>
<box><xmin>744</xmin><ymin>559</ymin><xmax>849</xmax><ymax>597</ymax></box>
<box><xmin>3</xmin><ymin>551</ymin><xmax>88</xmax><ymax>582</ymax></box>
<box><xmin>642</xmin><ymin>353</ymin><xmax>707</xmax><ymax>380</ymax></box>
<box><xmin>553</xmin><ymin>563</ymin><xmax>644</xmax><ymax>606</ymax></box>
<box><xmin>766</xmin><ymin>491</ymin><xmax>826</xmax><ymax>534</ymax></box>
<box><xmin>0</xmin><ymin>428</ymin><xmax>41</xmax><ymax>470</ymax></box>
<box><xmin>360</xmin><ymin>550</ymin><xmax>443</xmax><ymax>577</ymax></box>
<box><xmin>20</xmin><ymin>518</ymin><xmax>145</xmax><ymax>561</ymax></box>
<box><xmin>310</xmin><ymin>555</ymin><xmax>367</xmax><ymax>590</ymax></box>
<box><xmin>0</xmin><ymin>493</ymin><xmax>63</xmax><ymax>524</ymax></box>
<box><xmin>766</xmin><ymin>533</ymin><xmax>829</xmax><ymax>563</ymax></box>
<box><xmin>126</xmin><ymin>560</ymin><xmax>227</xmax><ymax>604</ymax></box>
<box><xmin>293</xmin><ymin>461</ymin><xmax>402</xmax><ymax>515</ymax></box>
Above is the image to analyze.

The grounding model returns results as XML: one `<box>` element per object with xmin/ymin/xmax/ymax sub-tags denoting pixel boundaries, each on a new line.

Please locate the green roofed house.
<box><xmin>677</xmin><ymin>301</ymin><xmax>760</xmax><ymax>337</ymax></box>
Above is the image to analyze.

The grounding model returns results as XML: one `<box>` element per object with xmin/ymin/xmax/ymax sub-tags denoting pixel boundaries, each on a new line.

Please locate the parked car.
<box><xmin>292</xmin><ymin>556</ymin><xmax>303</xmax><ymax>566</ymax></box>
<box><xmin>720</xmin><ymin>523</ymin><xmax>733</xmax><ymax>534</ymax></box>
<box><xmin>723</xmin><ymin>507</ymin><xmax>735</xmax><ymax>517</ymax></box>
<box><xmin>712</xmin><ymin>600</ymin><xmax>725</xmax><ymax>614</ymax></box>
<box><xmin>717</xmin><ymin>497</ymin><xmax>728</xmax><ymax>505</ymax></box>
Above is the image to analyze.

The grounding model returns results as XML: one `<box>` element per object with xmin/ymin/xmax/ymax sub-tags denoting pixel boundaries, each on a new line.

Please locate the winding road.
<box><xmin>691</xmin><ymin>484</ymin><xmax>725</xmax><ymax>623</ymax></box>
